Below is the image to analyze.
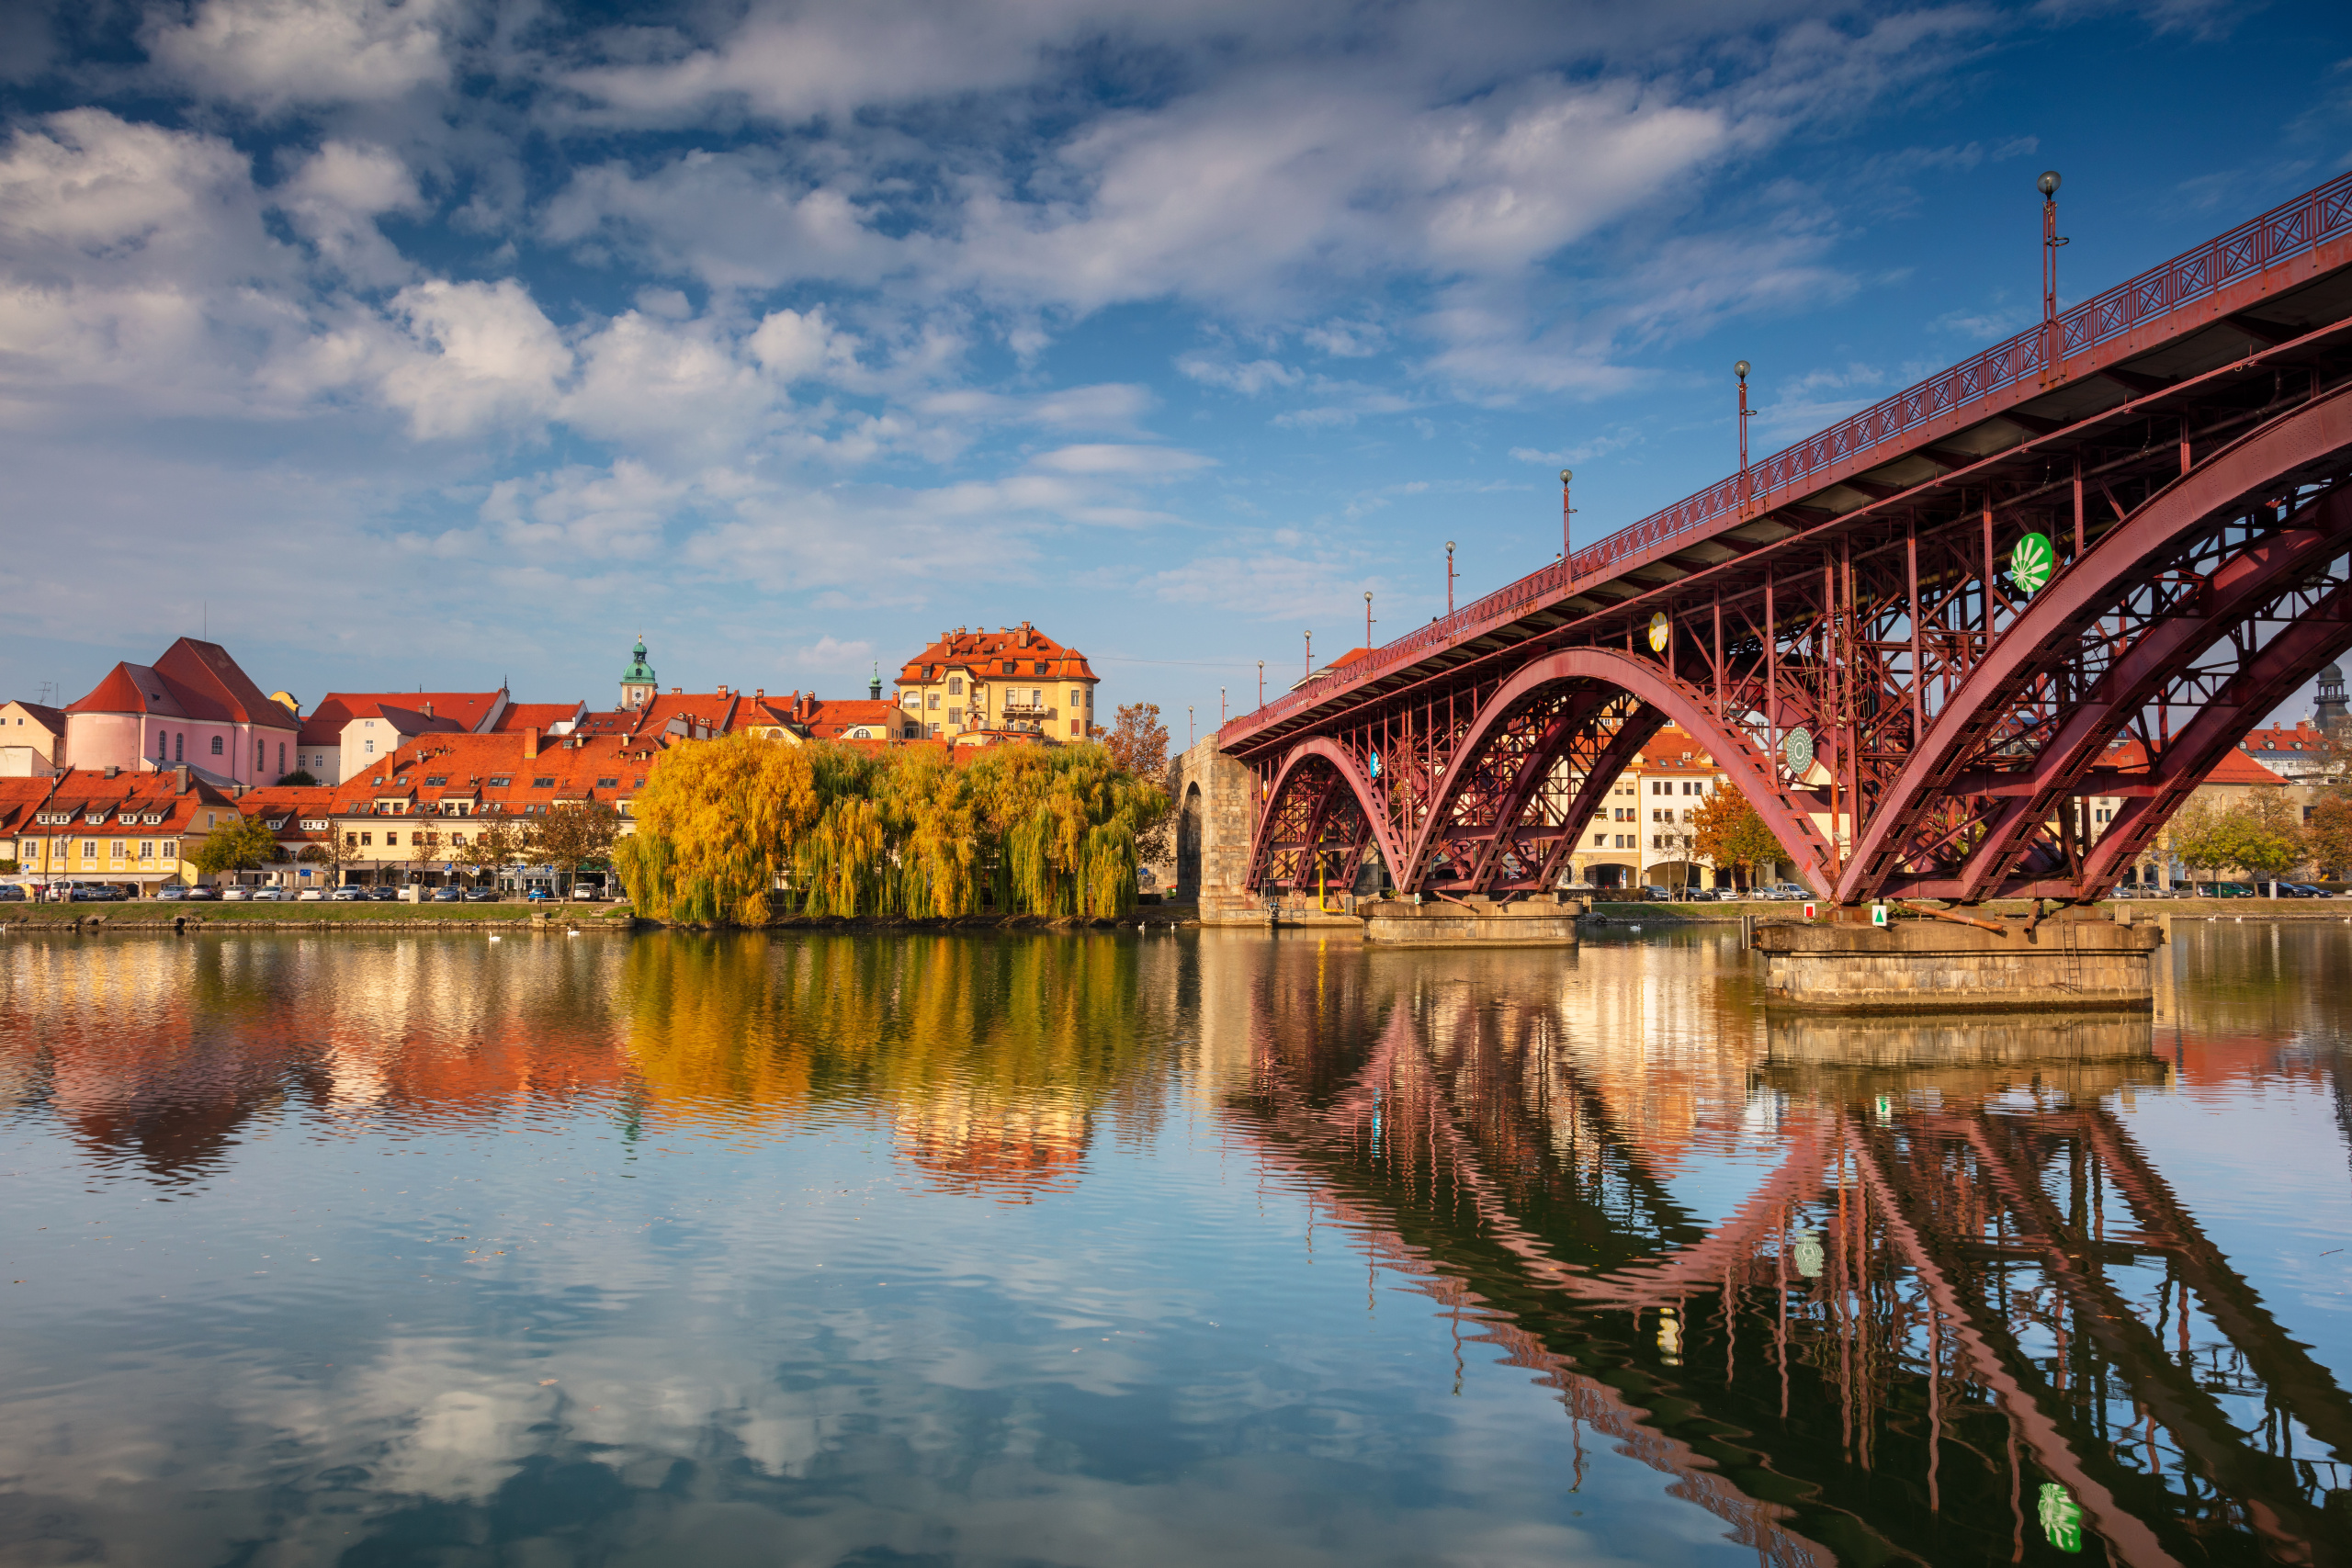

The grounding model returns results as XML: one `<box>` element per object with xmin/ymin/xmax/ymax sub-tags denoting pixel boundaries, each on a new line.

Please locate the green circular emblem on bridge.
<box><xmin>1783</xmin><ymin>727</ymin><xmax>1814</xmax><ymax>774</ymax></box>
<box><xmin>2010</xmin><ymin>532</ymin><xmax>2055</xmax><ymax>595</ymax></box>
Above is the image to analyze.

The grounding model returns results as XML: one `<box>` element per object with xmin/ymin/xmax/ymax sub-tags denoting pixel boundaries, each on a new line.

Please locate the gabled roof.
<box><xmin>3</xmin><ymin>701</ymin><xmax>65</xmax><ymax>733</ymax></box>
<box><xmin>492</xmin><ymin>701</ymin><xmax>587</xmax><ymax>733</ymax></box>
<box><xmin>6</xmin><ymin>768</ymin><xmax>236</xmax><ymax>836</ymax></box>
<box><xmin>300</xmin><ymin>690</ymin><xmax>507</xmax><ymax>745</ymax></box>
<box><xmin>66</xmin><ymin>639</ymin><xmax>295</xmax><ymax>730</ymax></box>
<box><xmin>898</xmin><ymin>621</ymin><xmax>1097</xmax><ymax>684</ymax></box>
<box><xmin>153</xmin><ymin>638</ymin><xmax>296</xmax><ymax>729</ymax></box>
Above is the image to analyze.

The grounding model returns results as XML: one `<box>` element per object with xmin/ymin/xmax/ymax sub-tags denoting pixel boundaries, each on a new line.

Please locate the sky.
<box><xmin>4</xmin><ymin>0</ymin><xmax>2350</xmax><ymax>738</ymax></box>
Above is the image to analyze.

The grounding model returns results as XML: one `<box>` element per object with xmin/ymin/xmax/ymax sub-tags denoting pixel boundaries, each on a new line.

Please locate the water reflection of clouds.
<box><xmin>4</xmin><ymin>926</ymin><xmax>2349</xmax><ymax>1566</ymax></box>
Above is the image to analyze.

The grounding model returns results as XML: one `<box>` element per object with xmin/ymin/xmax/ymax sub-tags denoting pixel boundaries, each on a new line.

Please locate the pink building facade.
<box><xmin>62</xmin><ymin>638</ymin><xmax>300</xmax><ymax>787</ymax></box>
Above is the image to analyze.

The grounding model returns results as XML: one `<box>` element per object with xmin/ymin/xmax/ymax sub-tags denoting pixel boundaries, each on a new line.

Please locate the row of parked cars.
<box><xmin>2114</xmin><ymin>882</ymin><xmax>2338</xmax><ymax>898</ymax></box>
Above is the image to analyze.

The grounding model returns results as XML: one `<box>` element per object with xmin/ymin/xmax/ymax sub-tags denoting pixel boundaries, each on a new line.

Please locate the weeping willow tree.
<box><xmin>970</xmin><ymin>745</ymin><xmax>1163</xmax><ymax>918</ymax></box>
<box><xmin>615</xmin><ymin>733</ymin><xmax>820</xmax><ymax>923</ymax></box>
<box><xmin>617</xmin><ymin>734</ymin><xmax>1164</xmax><ymax>925</ymax></box>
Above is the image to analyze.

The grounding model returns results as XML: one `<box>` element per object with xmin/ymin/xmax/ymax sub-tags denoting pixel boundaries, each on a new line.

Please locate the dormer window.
<box><xmin>266</xmin><ymin>818</ymin><xmax>287</xmax><ymax>829</ymax></box>
<box><xmin>85</xmin><ymin>813</ymin><xmax>104</xmax><ymax>825</ymax></box>
<box><xmin>141</xmin><ymin>814</ymin><xmax>164</xmax><ymax>826</ymax></box>
<box><xmin>424</xmin><ymin>775</ymin><xmax>448</xmax><ymax>785</ymax></box>
<box><xmin>532</xmin><ymin>776</ymin><xmax>555</xmax><ymax>788</ymax></box>
<box><xmin>596</xmin><ymin>777</ymin><xmax>618</xmax><ymax>787</ymax></box>
<box><xmin>487</xmin><ymin>775</ymin><xmax>511</xmax><ymax>786</ymax></box>
<box><xmin>1033</xmin><ymin>661</ymin><xmax>1046</xmax><ymax>675</ymax></box>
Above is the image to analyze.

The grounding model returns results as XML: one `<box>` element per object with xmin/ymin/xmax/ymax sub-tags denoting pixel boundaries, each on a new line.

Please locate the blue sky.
<box><xmin>4</xmin><ymin>0</ymin><xmax>2349</xmax><ymax>734</ymax></box>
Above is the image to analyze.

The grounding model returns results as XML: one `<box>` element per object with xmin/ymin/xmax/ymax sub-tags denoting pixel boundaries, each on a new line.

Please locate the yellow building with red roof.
<box><xmin>895</xmin><ymin>622</ymin><xmax>1099</xmax><ymax>741</ymax></box>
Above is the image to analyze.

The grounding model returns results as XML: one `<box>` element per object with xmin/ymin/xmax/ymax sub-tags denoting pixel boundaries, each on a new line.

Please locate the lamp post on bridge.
<box><xmin>1257</xmin><ymin>660</ymin><xmax>1264</xmax><ymax>707</ymax></box>
<box><xmin>2040</xmin><ymin>170</ymin><xmax>2069</xmax><ymax>375</ymax></box>
<box><xmin>1188</xmin><ymin>705</ymin><xmax>1194</xmax><ymax>749</ymax></box>
<box><xmin>1304</xmin><ymin>629</ymin><xmax>1312</xmax><ymax>680</ymax></box>
<box><xmin>1558</xmin><ymin>470</ymin><xmax>1575</xmax><ymax>559</ymax></box>
<box><xmin>1735</xmin><ymin>363</ymin><xmax>1753</xmax><ymax>510</ymax></box>
<box><xmin>1363</xmin><ymin>590</ymin><xmax>1374</xmax><ymax>649</ymax></box>
<box><xmin>1445</xmin><ymin>540</ymin><xmax>1456</xmax><ymax>615</ymax></box>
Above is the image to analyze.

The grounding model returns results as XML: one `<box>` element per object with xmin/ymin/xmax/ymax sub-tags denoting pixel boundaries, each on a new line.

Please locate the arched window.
<box><xmin>209</xmin><ymin>736</ymin><xmax>223</xmax><ymax>756</ymax></box>
<box><xmin>174</xmin><ymin>734</ymin><xmax>183</xmax><ymax>762</ymax></box>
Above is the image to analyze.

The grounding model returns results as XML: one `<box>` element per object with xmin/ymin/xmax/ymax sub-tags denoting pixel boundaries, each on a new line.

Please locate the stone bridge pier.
<box><xmin>1165</xmin><ymin>738</ymin><xmax>1276</xmax><ymax>924</ymax></box>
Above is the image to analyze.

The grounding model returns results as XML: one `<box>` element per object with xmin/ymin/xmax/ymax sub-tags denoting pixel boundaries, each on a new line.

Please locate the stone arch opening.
<box><xmin>1177</xmin><ymin>782</ymin><xmax>1203</xmax><ymax>893</ymax></box>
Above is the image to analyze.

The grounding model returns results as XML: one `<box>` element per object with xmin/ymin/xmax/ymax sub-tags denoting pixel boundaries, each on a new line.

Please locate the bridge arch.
<box><xmin>1247</xmin><ymin>649</ymin><xmax>1840</xmax><ymax>898</ymax></box>
<box><xmin>1841</xmin><ymin>382</ymin><xmax>2352</xmax><ymax>904</ymax></box>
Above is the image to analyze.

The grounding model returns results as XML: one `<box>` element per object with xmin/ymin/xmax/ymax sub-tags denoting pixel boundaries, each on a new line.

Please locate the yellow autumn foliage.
<box><xmin>614</xmin><ymin>734</ymin><xmax>1163</xmax><ymax>924</ymax></box>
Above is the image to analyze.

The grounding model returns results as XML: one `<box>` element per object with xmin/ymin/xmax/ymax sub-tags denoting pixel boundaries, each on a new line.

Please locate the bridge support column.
<box><xmin>1751</xmin><ymin>911</ymin><xmax>2159</xmax><ymax>1010</ymax></box>
<box><xmin>1165</xmin><ymin>738</ymin><xmax>1264</xmax><ymax>924</ymax></box>
<box><xmin>1360</xmin><ymin>895</ymin><xmax>1582</xmax><ymax>947</ymax></box>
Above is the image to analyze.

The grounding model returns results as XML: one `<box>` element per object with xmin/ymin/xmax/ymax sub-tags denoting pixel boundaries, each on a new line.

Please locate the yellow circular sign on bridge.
<box><xmin>1646</xmin><ymin>612</ymin><xmax>1670</xmax><ymax>654</ymax></box>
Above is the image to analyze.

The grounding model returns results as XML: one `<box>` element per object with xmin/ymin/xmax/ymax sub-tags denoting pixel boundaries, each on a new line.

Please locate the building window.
<box><xmin>365</xmin><ymin>739</ymin><xmax>375</xmax><ymax>754</ymax></box>
<box><xmin>162</xmin><ymin>840</ymin><xmax>176</xmax><ymax>859</ymax></box>
<box><xmin>360</xmin><ymin>832</ymin><xmax>372</xmax><ymax>847</ymax></box>
<box><xmin>948</xmin><ymin>707</ymin><xmax>962</xmax><ymax>725</ymax></box>
<box><xmin>1592</xmin><ymin>832</ymin><xmax>1606</xmax><ymax>847</ymax></box>
<box><xmin>928</xmin><ymin>723</ymin><xmax>940</xmax><ymax>738</ymax></box>
<box><xmin>110</xmin><ymin>840</ymin><xmax>127</xmax><ymax>858</ymax></box>
<box><xmin>140</xmin><ymin>841</ymin><xmax>153</xmax><ymax>859</ymax></box>
<box><xmin>1069</xmin><ymin>718</ymin><xmax>1082</xmax><ymax>736</ymax></box>
<box><xmin>948</xmin><ymin>676</ymin><xmax>963</xmax><ymax>695</ymax></box>
<box><xmin>386</xmin><ymin>832</ymin><xmax>399</xmax><ymax>847</ymax></box>
<box><xmin>175</xmin><ymin>733</ymin><xmax>183</xmax><ymax>761</ymax></box>
<box><xmin>210</xmin><ymin>735</ymin><xmax>223</xmax><ymax>755</ymax></box>
<box><xmin>927</xmin><ymin>694</ymin><xmax>940</xmax><ymax>709</ymax></box>
<box><xmin>82</xmin><ymin>840</ymin><xmax>96</xmax><ymax>858</ymax></box>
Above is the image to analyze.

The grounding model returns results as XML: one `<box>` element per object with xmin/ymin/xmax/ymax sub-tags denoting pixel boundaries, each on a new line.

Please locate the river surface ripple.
<box><xmin>0</xmin><ymin>923</ymin><xmax>2346</xmax><ymax>1566</ymax></box>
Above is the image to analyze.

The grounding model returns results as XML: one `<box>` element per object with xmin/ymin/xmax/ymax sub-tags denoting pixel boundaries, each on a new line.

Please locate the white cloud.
<box><xmin>1028</xmin><ymin>444</ymin><xmax>1213</xmax><ymax>477</ymax></box>
<box><xmin>747</xmin><ymin>306</ymin><xmax>865</xmax><ymax>383</ymax></box>
<box><xmin>1177</xmin><ymin>354</ymin><xmax>1303</xmax><ymax>395</ymax></box>
<box><xmin>144</xmin><ymin>0</ymin><xmax>458</xmax><ymax>110</ymax></box>
<box><xmin>276</xmin><ymin>141</ymin><xmax>424</xmax><ymax>287</ymax></box>
<box><xmin>379</xmin><ymin>278</ymin><xmax>571</xmax><ymax>439</ymax></box>
<box><xmin>788</xmin><ymin>634</ymin><xmax>878</xmax><ymax>671</ymax></box>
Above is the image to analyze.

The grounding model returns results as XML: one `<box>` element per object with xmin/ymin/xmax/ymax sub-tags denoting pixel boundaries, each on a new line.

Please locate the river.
<box><xmin>0</xmin><ymin>922</ymin><xmax>2345</xmax><ymax>1565</ymax></box>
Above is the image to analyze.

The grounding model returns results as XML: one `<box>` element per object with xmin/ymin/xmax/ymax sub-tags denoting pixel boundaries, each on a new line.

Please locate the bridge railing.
<box><xmin>1221</xmin><ymin>170</ymin><xmax>2352</xmax><ymax>744</ymax></box>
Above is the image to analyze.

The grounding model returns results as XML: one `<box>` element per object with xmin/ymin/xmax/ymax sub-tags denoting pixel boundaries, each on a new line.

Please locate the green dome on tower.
<box><xmin>622</xmin><ymin>637</ymin><xmax>656</xmax><ymax>685</ymax></box>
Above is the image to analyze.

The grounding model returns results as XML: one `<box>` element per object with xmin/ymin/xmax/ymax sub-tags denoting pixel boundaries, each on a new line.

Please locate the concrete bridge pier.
<box><xmin>1751</xmin><ymin>908</ymin><xmax>2161</xmax><ymax>1011</ymax></box>
<box><xmin>1358</xmin><ymin>895</ymin><xmax>1582</xmax><ymax>947</ymax></box>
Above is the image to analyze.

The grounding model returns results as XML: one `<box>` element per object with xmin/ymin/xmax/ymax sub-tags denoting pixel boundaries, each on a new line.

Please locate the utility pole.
<box><xmin>2040</xmin><ymin>169</ymin><xmax>2068</xmax><ymax>377</ymax></box>
<box><xmin>1735</xmin><ymin>364</ymin><xmax>1753</xmax><ymax>510</ymax></box>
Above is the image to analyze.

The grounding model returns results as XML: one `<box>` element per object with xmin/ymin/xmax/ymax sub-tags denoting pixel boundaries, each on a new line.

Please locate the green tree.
<box><xmin>297</xmin><ymin>826</ymin><xmax>356</xmax><ymax>889</ymax></box>
<box><xmin>2215</xmin><ymin>791</ymin><xmax>2305</xmax><ymax>892</ymax></box>
<box><xmin>2165</xmin><ymin>799</ymin><xmax>2228</xmax><ymax>894</ymax></box>
<box><xmin>192</xmin><ymin>814</ymin><xmax>280</xmax><ymax>887</ymax></box>
<box><xmin>1102</xmin><ymin>702</ymin><xmax>1172</xmax><ymax>863</ymax></box>
<box><xmin>458</xmin><ymin>817</ymin><xmax>523</xmax><ymax>889</ymax></box>
<box><xmin>2304</xmin><ymin>794</ymin><xmax>2352</xmax><ymax>879</ymax></box>
<box><xmin>532</xmin><ymin>800</ymin><xmax>624</xmax><ymax>895</ymax></box>
<box><xmin>1690</xmin><ymin>787</ymin><xmax>1788</xmax><ymax>891</ymax></box>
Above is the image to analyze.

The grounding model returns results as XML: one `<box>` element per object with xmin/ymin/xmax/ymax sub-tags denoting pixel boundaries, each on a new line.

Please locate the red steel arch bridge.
<box><xmin>1221</xmin><ymin>173</ymin><xmax>2352</xmax><ymax>908</ymax></box>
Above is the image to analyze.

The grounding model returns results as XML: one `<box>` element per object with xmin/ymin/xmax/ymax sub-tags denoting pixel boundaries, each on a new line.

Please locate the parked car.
<box><xmin>0</xmin><ymin>885</ymin><xmax>24</xmax><ymax>901</ymax></box>
<box><xmin>69</xmin><ymin>884</ymin><xmax>111</xmax><ymax>901</ymax></box>
<box><xmin>569</xmin><ymin>886</ymin><xmax>604</xmax><ymax>901</ymax></box>
<box><xmin>526</xmin><ymin>887</ymin><xmax>554</xmax><ymax>902</ymax></box>
<box><xmin>430</xmin><ymin>886</ymin><xmax>465</xmax><ymax>902</ymax></box>
<box><xmin>463</xmin><ymin>888</ymin><xmax>500</xmax><ymax>902</ymax></box>
<box><xmin>182</xmin><ymin>886</ymin><xmax>216</xmax><ymax>900</ymax></box>
<box><xmin>295</xmin><ymin>888</ymin><xmax>325</xmax><ymax>901</ymax></box>
<box><xmin>2277</xmin><ymin>883</ymin><xmax>2331</xmax><ymax>897</ymax></box>
<box><xmin>367</xmin><ymin>886</ymin><xmax>398</xmax><ymax>901</ymax></box>
<box><xmin>154</xmin><ymin>885</ymin><xmax>187</xmax><ymax>899</ymax></box>
<box><xmin>220</xmin><ymin>887</ymin><xmax>250</xmax><ymax>900</ymax></box>
<box><xmin>330</xmin><ymin>887</ymin><xmax>366</xmax><ymax>901</ymax></box>
<box><xmin>252</xmin><ymin>888</ymin><xmax>288</xmax><ymax>901</ymax></box>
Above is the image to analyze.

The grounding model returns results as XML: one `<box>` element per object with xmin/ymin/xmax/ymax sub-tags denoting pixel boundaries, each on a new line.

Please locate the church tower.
<box><xmin>2318</xmin><ymin>662</ymin><xmax>2348</xmax><ymax>733</ymax></box>
<box><xmin>621</xmin><ymin>637</ymin><xmax>657</xmax><ymax>710</ymax></box>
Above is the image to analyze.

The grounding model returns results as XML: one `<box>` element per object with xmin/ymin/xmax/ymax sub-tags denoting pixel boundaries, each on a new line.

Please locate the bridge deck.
<box><xmin>1219</xmin><ymin>172</ymin><xmax>2352</xmax><ymax>757</ymax></box>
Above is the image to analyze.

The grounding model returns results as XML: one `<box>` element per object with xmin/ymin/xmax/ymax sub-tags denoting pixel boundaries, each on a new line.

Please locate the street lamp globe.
<box><xmin>2038</xmin><ymin>170</ymin><xmax>2062</xmax><ymax>197</ymax></box>
<box><xmin>1734</xmin><ymin>360</ymin><xmax>1750</xmax><ymax>380</ymax></box>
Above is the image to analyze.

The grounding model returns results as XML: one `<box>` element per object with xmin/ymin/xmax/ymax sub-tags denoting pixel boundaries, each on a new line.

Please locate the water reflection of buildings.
<box><xmin>1223</xmin><ymin>947</ymin><xmax>2352</xmax><ymax>1568</ymax></box>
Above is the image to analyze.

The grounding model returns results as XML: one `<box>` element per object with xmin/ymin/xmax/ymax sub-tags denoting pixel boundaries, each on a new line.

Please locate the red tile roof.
<box><xmin>331</xmin><ymin>732</ymin><xmax>665</xmax><ymax>818</ymax></box>
<box><xmin>3</xmin><ymin>768</ymin><xmax>236</xmax><ymax>837</ymax></box>
<box><xmin>898</xmin><ymin>622</ymin><xmax>1096</xmax><ymax>683</ymax></box>
<box><xmin>2243</xmin><ymin>720</ymin><xmax>2330</xmax><ymax>752</ymax></box>
<box><xmin>300</xmin><ymin>690</ymin><xmax>507</xmax><ymax>745</ymax></box>
<box><xmin>66</xmin><ymin>639</ymin><xmax>295</xmax><ymax>730</ymax></box>
<box><xmin>491</xmin><ymin>701</ymin><xmax>587</xmax><ymax>733</ymax></box>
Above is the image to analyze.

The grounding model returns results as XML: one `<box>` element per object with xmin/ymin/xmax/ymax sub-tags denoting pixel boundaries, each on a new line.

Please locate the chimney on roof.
<box><xmin>175</xmin><ymin>765</ymin><xmax>189</xmax><ymax>794</ymax></box>
<box><xmin>524</xmin><ymin>727</ymin><xmax>540</xmax><ymax>760</ymax></box>
<box><xmin>717</xmin><ymin>684</ymin><xmax>728</xmax><ymax>698</ymax></box>
<box><xmin>104</xmin><ymin>765</ymin><xmax>118</xmax><ymax>779</ymax></box>
<box><xmin>424</xmin><ymin>701</ymin><xmax>434</xmax><ymax>719</ymax></box>
<box><xmin>754</xmin><ymin>688</ymin><xmax>763</xmax><ymax>704</ymax></box>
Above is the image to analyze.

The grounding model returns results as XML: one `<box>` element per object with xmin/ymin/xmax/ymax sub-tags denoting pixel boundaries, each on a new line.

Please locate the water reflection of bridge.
<box><xmin>1226</xmin><ymin>950</ymin><xmax>2352</xmax><ymax>1567</ymax></box>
